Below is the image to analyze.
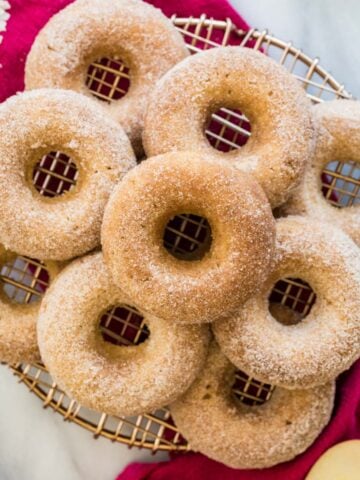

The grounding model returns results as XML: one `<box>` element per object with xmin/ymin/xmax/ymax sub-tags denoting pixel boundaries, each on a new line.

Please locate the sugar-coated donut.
<box><xmin>25</xmin><ymin>0</ymin><xmax>189</xmax><ymax>155</ymax></box>
<box><xmin>0</xmin><ymin>89</ymin><xmax>136</xmax><ymax>261</ymax></box>
<box><xmin>38</xmin><ymin>252</ymin><xmax>210</xmax><ymax>416</ymax></box>
<box><xmin>282</xmin><ymin>100</ymin><xmax>360</xmax><ymax>246</ymax></box>
<box><xmin>0</xmin><ymin>246</ymin><xmax>61</xmax><ymax>364</ymax></box>
<box><xmin>170</xmin><ymin>343</ymin><xmax>335</xmax><ymax>469</ymax></box>
<box><xmin>213</xmin><ymin>216</ymin><xmax>360</xmax><ymax>389</ymax></box>
<box><xmin>101</xmin><ymin>151</ymin><xmax>275</xmax><ymax>324</ymax></box>
<box><xmin>143</xmin><ymin>46</ymin><xmax>313</xmax><ymax>207</ymax></box>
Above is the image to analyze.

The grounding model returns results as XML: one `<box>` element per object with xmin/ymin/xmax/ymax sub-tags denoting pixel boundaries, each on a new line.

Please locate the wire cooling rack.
<box><xmin>5</xmin><ymin>15</ymin><xmax>358</xmax><ymax>452</ymax></box>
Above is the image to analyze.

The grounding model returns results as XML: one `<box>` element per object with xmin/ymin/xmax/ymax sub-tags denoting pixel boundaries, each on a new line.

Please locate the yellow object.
<box><xmin>306</xmin><ymin>440</ymin><xmax>360</xmax><ymax>480</ymax></box>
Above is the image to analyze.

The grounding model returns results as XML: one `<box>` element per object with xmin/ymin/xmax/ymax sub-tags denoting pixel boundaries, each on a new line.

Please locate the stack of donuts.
<box><xmin>0</xmin><ymin>0</ymin><xmax>359</xmax><ymax>470</ymax></box>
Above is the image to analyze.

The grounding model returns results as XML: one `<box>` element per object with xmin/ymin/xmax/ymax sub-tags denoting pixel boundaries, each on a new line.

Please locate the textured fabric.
<box><xmin>0</xmin><ymin>0</ymin><xmax>249</xmax><ymax>102</ymax></box>
<box><xmin>0</xmin><ymin>1</ymin><xmax>359</xmax><ymax>479</ymax></box>
<box><xmin>0</xmin><ymin>1</ymin><xmax>10</xmax><ymax>41</ymax></box>
<box><xmin>0</xmin><ymin>0</ymin><xmax>71</xmax><ymax>102</ymax></box>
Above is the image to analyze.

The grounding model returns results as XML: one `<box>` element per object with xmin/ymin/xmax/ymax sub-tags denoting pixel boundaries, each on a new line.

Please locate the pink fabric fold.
<box><xmin>0</xmin><ymin>0</ymin><xmax>249</xmax><ymax>102</ymax></box>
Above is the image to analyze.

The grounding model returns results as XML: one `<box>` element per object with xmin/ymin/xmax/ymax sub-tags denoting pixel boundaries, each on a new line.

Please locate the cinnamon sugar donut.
<box><xmin>38</xmin><ymin>252</ymin><xmax>210</xmax><ymax>416</ymax></box>
<box><xmin>101</xmin><ymin>152</ymin><xmax>275</xmax><ymax>324</ymax></box>
<box><xmin>0</xmin><ymin>246</ymin><xmax>61</xmax><ymax>364</ymax></box>
<box><xmin>213</xmin><ymin>216</ymin><xmax>360</xmax><ymax>389</ymax></box>
<box><xmin>282</xmin><ymin>100</ymin><xmax>360</xmax><ymax>246</ymax></box>
<box><xmin>25</xmin><ymin>0</ymin><xmax>189</xmax><ymax>154</ymax></box>
<box><xmin>170</xmin><ymin>343</ymin><xmax>335</xmax><ymax>469</ymax></box>
<box><xmin>143</xmin><ymin>46</ymin><xmax>314</xmax><ymax>207</ymax></box>
<box><xmin>0</xmin><ymin>89</ymin><xmax>136</xmax><ymax>261</ymax></box>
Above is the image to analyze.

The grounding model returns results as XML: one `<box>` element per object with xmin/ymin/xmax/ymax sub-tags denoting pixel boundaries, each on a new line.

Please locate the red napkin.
<box><xmin>0</xmin><ymin>0</ymin><xmax>249</xmax><ymax>102</ymax></box>
<box><xmin>118</xmin><ymin>362</ymin><xmax>360</xmax><ymax>480</ymax></box>
<box><xmin>1</xmin><ymin>1</ymin><xmax>359</xmax><ymax>480</ymax></box>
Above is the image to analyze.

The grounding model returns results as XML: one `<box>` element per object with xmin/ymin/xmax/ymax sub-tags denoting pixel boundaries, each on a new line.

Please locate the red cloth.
<box><xmin>0</xmin><ymin>0</ymin><xmax>249</xmax><ymax>102</ymax></box>
<box><xmin>1</xmin><ymin>1</ymin><xmax>359</xmax><ymax>480</ymax></box>
<box><xmin>118</xmin><ymin>362</ymin><xmax>360</xmax><ymax>479</ymax></box>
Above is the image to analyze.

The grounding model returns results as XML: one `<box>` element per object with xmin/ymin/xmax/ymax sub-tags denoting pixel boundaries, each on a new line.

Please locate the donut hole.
<box><xmin>0</xmin><ymin>255</ymin><xmax>50</xmax><ymax>304</ymax></box>
<box><xmin>86</xmin><ymin>57</ymin><xmax>131</xmax><ymax>103</ymax></box>
<box><xmin>321</xmin><ymin>159</ymin><xmax>360</xmax><ymax>208</ymax></box>
<box><xmin>99</xmin><ymin>304</ymin><xmax>149</xmax><ymax>347</ymax></box>
<box><xmin>32</xmin><ymin>151</ymin><xmax>78</xmax><ymax>198</ymax></box>
<box><xmin>205</xmin><ymin>108</ymin><xmax>251</xmax><ymax>152</ymax></box>
<box><xmin>269</xmin><ymin>277</ymin><xmax>316</xmax><ymax>325</ymax></box>
<box><xmin>232</xmin><ymin>370</ymin><xmax>275</xmax><ymax>406</ymax></box>
<box><xmin>163</xmin><ymin>213</ymin><xmax>212</xmax><ymax>261</ymax></box>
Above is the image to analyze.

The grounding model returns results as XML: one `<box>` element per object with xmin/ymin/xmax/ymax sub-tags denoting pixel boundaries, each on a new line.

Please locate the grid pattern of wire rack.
<box><xmin>5</xmin><ymin>15</ymin><xmax>356</xmax><ymax>452</ymax></box>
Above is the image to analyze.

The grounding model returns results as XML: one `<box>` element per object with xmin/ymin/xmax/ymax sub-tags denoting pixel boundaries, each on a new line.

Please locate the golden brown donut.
<box><xmin>25</xmin><ymin>0</ymin><xmax>189</xmax><ymax>154</ymax></box>
<box><xmin>282</xmin><ymin>100</ymin><xmax>360</xmax><ymax>246</ymax></box>
<box><xmin>170</xmin><ymin>343</ymin><xmax>335</xmax><ymax>469</ymax></box>
<box><xmin>38</xmin><ymin>252</ymin><xmax>210</xmax><ymax>417</ymax></box>
<box><xmin>213</xmin><ymin>216</ymin><xmax>360</xmax><ymax>389</ymax></box>
<box><xmin>0</xmin><ymin>245</ymin><xmax>61</xmax><ymax>364</ymax></box>
<box><xmin>0</xmin><ymin>89</ymin><xmax>136</xmax><ymax>261</ymax></box>
<box><xmin>143</xmin><ymin>46</ymin><xmax>314</xmax><ymax>207</ymax></box>
<box><xmin>101</xmin><ymin>151</ymin><xmax>275</xmax><ymax>324</ymax></box>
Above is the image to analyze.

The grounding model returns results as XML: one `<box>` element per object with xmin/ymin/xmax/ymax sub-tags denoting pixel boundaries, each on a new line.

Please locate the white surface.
<box><xmin>230</xmin><ymin>0</ymin><xmax>360</xmax><ymax>96</ymax></box>
<box><xmin>0</xmin><ymin>2</ymin><xmax>359</xmax><ymax>480</ymax></box>
<box><xmin>0</xmin><ymin>366</ymin><xmax>168</xmax><ymax>480</ymax></box>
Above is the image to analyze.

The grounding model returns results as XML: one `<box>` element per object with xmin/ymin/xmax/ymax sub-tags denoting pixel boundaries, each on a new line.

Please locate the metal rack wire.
<box><xmin>322</xmin><ymin>160</ymin><xmax>360</xmax><ymax>208</ymax></box>
<box><xmin>1</xmin><ymin>256</ymin><xmax>49</xmax><ymax>304</ymax></box>
<box><xmin>32</xmin><ymin>151</ymin><xmax>78</xmax><ymax>197</ymax></box>
<box><xmin>5</xmin><ymin>15</ymin><xmax>358</xmax><ymax>452</ymax></box>
<box><xmin>99</xmin><ymin>305</ymin><xmax>150</xmax><ymax>347</ymax></box>
<box><xmin>86</xmin><ymin>57</ymin><xmax>131</xmax><ymax>102</ymax></box>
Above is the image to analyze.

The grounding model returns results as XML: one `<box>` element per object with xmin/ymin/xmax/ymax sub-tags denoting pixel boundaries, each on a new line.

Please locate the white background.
<box><xmin>231</xmin><ymin>0</ymin><xmax>360</xmax><ymax>96</ymax></box>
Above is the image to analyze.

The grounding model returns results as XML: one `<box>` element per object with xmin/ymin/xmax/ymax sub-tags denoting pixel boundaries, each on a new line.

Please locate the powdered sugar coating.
<box><xmin>282</xmin><ymin>100</ymin><xmax>360</xmax><ymax>246</ymax></box>
<box><xmin>0</xmin><ymin>89</ymin><xmax>136</xmax><ymax>261</ymax></box>
<box><xmin>0</xmin><ymin>245</ymin><xmax>62</xmax><ymax>364</ymax></box>
<box><xmin>25</xmin><ymin>0</ymin><xmax>189</xmax><ymax>155</ymax></box>
<box><xmin>213</xmin><ymin>216</ymin><xmax>360</xmax><ymax>389</ymax></box>
<box><xmin>170</xmin><ymin>343</ymin><xmax>335</xmax><ymax>469</ymax></box>
<box><xmin>38</xmin><ymin>252</ymin><xmax>210</xmax><ymax>416</ymax></box>
<box><xmin>101</xmin><ymin>151</ymin><xmax>275</xmax><ymax>324</ymax></box>
<box><xmin>143</xmin><ymin>46</ymin><xmax>314</xmax><ymax>207</ymax></box>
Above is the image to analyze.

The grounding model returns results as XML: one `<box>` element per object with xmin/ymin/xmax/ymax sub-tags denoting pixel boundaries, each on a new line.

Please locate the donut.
<box><xmin>0</xmin><ymin>245</ymin><xmax>61</xmax><ymax>364</ymax></box>
<box><xmin>143</xmin><ymin>46</ymin><xmax>314</xmax><ymax>207</ymax></box>
<box><xmin>37</xmin><ymin>252</ymin><xmax>210</xmax><ymax>416</ymax></box>
<box><xmin>170</xmin><ymin>343</ymin><xmax>335</xmax><ymax>469</ymax></box>
<box><xmin>213</xmin><ymin>215</ymin><xmax>360</xmax><ymax>389</ymax></box>
<box><xmin>25</xmin><ymin>0</ymin><xmax>189</xmax><ymax>155</ymax></box>
<box><xmin>0</xmin><ymin>89</ymin><xmax>136</xmax><ymax>261</ymax></box>
<box><xmin>101</xmin><ymin>151</ymin><xmax>275</xmax><ymax>324</ymax></box>
<box><xmin>282</xmin><ymin>100</ymin><xmax>360</xmax><ymax>246</ymax></box>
